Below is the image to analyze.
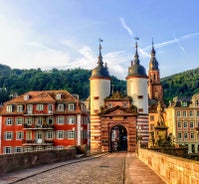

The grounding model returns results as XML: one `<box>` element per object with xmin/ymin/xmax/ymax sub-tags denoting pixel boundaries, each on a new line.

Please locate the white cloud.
<box><xmin>119</xmin><ymin>17</ymin><xmax>133</xmax><ymax>36</ymax></box>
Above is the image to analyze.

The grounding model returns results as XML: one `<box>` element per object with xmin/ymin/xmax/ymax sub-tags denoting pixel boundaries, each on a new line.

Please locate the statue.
<box><xmin>157</xmin><ymin>101</ymin><xmax>165</xmax><ymax>126</ymax></box>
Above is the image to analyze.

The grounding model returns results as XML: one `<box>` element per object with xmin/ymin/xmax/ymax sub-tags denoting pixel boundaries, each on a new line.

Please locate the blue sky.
<box><xmin>0</xmin><ymin>0</ymin><xmax>198</xmax><ymax>79</ymax></box>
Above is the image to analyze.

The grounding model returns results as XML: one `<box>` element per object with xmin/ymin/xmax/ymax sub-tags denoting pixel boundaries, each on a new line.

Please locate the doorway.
<box><xmin>110</xmin><ymin>125</ymin><xmax>127</xmax><ymax>152</ymax></box>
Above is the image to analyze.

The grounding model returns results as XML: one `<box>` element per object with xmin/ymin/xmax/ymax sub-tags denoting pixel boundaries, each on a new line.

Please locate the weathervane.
<box><xmin>134</xmin><ymin>37</ymin><xmax>139</xmax><ymax>49</ymax></box>
<box><xmin>98</xmin><ymin>38</ymin><xmax>103</xmax><ymax>55</ymax></box>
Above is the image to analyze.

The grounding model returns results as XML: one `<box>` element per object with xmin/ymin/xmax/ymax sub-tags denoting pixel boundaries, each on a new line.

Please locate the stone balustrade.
<box><xmin>0</xmin><ymin>148</ymin><xmax>76</xmax><ymax>174</ymax></box>
<box><xmin>138</xmin><ymin>148</ymin><xmax>199</xmax><ymax>184</ymax></box>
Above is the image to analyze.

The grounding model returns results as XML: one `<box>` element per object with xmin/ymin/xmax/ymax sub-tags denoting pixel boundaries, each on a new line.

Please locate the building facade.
<box><xmin>166</xmin><ymin>94</ymin><xmax>199</xmax><ymax>153</ymax></box>
<box><xmin>0</xmin><ymin>90</ymin><xmax>88</xmax><ymax>154</ymax></box>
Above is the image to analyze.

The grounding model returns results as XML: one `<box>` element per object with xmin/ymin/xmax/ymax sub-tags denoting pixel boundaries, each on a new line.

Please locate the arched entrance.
<box><xmin>110</xmin><ymin>125</ymin><xmax>127</xmax><ymax>152</ymax></box>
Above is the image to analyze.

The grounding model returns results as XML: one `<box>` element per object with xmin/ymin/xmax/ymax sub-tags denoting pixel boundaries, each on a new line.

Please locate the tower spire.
<box><xmin>134</xmin><ymin>37</ymin><xmax>140</xmax><ymax>64</ymax></box>
<box><xmin>98</xmin><ymin>38</ymin><xmax>103</xmax><ymax>65</ymax></box>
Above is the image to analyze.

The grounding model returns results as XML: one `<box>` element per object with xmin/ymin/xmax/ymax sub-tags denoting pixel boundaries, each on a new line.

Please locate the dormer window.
<box><xmin>182</xmin><ymin>101</ymin><xmax>187</xmax><ymax>107</ymax></box>
<box><xmin>24</xmin><ymin>95</ymin><xmax>30</xmax><ymax>101</ymax></box>
<box><xmin>68</xmin><ymin>103</ymin><xmax>75</xmax><ymax>111</ymax></box>
<box><xmin>6</xmin><ymin>105</ymin><xmax>13</xmax><ymax>112</ymax></box>
<box><xmin>56</xmin><ymin>94</ymin><xmax>62</xmax><ymax>100</ymax></box>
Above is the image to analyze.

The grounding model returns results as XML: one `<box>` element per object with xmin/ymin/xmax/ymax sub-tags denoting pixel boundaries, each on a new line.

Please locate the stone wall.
<box><xmin>0</xmin><ymin>148</ymin><xmax>76</xmax><ymax>174</ymax></box>
<box><xmin>138</xmin><ymin>148</ymin><xmax>199</xmax><ymax>184</ymax></box>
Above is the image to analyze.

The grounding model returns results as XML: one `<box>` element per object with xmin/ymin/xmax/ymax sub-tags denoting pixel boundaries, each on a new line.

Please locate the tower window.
<box><xmin>138</xmin><ymin>109</ymin><xmax>143</xmax><ymax>112</ymax></box>
<box><xmin>138</xmin><ymin>95</ymin><xmax>143</xmax><ymax>99</ymax></box>
<box><xmin>94</xmin><ymin>96</ymin><xmax>99</xmax><ymax>100</ymax></box>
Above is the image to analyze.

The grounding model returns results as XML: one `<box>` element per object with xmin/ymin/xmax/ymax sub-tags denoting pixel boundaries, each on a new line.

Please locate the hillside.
<box><xmin>161</xmin><ymin>67</ymin><xmax>199</xmax><ymax>105</ymax></box>
<box><xmin>0</xmin><ymin>64</ymin><xmax>198</xmax><ymax>105</ymax></box>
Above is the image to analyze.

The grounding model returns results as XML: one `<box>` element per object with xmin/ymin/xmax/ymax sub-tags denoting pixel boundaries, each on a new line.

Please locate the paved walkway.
<box><xmin>0</xmin><ymin>152</ymin><xmax>165</xmax><ymax>184</ymax></box>
<box><xmin>125</xmin><ymin>152</ymin><xmax>165</xmax><ymax>184</ymax></box>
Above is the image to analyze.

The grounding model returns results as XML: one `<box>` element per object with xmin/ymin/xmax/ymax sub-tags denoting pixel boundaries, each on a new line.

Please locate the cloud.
<box><xmin>172</xmin><ymin>33</ymin><xmax>185</xmax><ymax>54</ymax></box>
<box><xmin>119</xmin><ymin>17</ymin><xmax>133</xmax><ymax>36</ymax></box>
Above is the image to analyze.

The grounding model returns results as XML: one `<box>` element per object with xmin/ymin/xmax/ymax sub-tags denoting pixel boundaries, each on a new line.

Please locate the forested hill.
<box><xmin>161</xmin><ymin>67</ymin><xmax>199</xmax><ymax>105</ymax></box>
<box><xmin>0</xmin><ymin>64</ymin><xmax>198</xmax><ymax>106</ymax></box>
<box><xmin>0</xmin><ymin>64</ymin><xmax>125</xmax><ymax>103</ymax></box>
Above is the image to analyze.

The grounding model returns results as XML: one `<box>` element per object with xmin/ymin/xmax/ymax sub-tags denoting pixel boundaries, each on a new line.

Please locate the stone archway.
<box><xmin>110</xmin><ymin>125</ymin><xmax>127</xmax><ymax>152</ymax></box>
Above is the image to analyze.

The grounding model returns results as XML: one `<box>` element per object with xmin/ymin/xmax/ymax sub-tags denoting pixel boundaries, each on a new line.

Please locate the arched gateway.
<box><xmin>111</xmin><ymin>125</ymin><xmax>127</xmax><ymax>152</ymax></box>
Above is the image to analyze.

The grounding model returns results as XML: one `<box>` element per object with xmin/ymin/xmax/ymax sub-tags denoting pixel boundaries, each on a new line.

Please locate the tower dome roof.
<box><xmin>149</xmin><ymin>41</ymin><xmax>159</xmax><ymax>70</ymax></box>
<box><xmin>91</xmin><ymin>39</ymin><xmax>111</xmax><ymax>78</ymax></box>
<box><xmin>126</xmin><ymin>41</ymin><xmax>147</xmax><ymax>78</ymax></box>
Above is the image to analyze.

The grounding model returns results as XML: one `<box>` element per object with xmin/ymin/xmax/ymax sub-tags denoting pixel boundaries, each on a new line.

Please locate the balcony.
<box><xmin>22</xmin><ymin>139</ymin><xmax>54</xmax><ymax>145</ymax></box>
<box><xmin>23</xmin><ymin>124</ymin><xmax>54</xmax><ymax>130</ymax></box>
<box><xmin>24</xmin><ymin>110</ymin><xmax>54</xmax><ymax>116</ymax></box>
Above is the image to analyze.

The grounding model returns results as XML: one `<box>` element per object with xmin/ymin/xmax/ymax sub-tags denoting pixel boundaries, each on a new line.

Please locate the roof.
<box><xmin>90</xmin><ymin>42</ymin><xmax>111</xmax><ymax>79</ymax></box>
<box><xmin>126</xmin><ymin>42</ymin><xmax>147</xmax><ymax>78</ymax></box>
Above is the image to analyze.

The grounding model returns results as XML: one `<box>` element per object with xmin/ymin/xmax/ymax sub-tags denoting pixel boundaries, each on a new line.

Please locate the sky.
<box><xmin>0</xmin><ymin>0</ymin><xmax>198</xmax><ymax>79</ymax></box>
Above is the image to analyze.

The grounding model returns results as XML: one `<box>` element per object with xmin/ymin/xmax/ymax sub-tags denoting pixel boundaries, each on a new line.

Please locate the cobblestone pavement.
<box><xmin>14</xmin><ymin>152</ymin><xmax>126</xmax><ymax>184</ymax></box>
<box><xmin>0</xmin><ymin>152</ymin><xmax>165</xmax><ymax>184</ymax></box>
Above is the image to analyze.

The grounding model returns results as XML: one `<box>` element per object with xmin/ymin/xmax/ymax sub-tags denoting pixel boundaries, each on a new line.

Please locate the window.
<box><xmin>35</xmin><ymin>146</ymin><xmax>43</xmax><ymax>151</ymax></box>
<box><xmin>24</xmin><ymin>146</ymin><xmax>33</xmax><ymax>152</ymax></box>
<box><xmin>68</xmin><ymin>116</ymin><xmax>75</xmax><ymax>124</ymax></box>
<box><xmin>47</xmin><ymin>131</ymin><xmax>53</xmax><ymax>139</ymax></box>
<box><xmin>27</xmin><ymin>104</ymin><xmax>33</xmax><ymax>114</ymax></box>
<box><xmin>36</xmin><ymin>104</ymin><xmax>44</xmax><ymax>111</ymax></box>
<box><xmin>182</xmin><ymin>101</ymin><xmax>187</xmax><ymax>107</ymax></box>
<box><xmin>138</xmin><ymin>109</ymin><xmax>143</xmax><ymax>112</ymax></box>
<box><xmin>16</xmin><ymin>117</ymin><xmax>23</xmax><ymax>125</ymax></box>
<box><xmin>47</xmin><ymin>117</ymin><xmax>54</xmax><ymax>125</ymax></box>
<box><xmin>150</xmin><ymin>124</ymin><xmax>154</xmax><ymax>130</ymax></box>
<box><xmin>57</xmin><ymin>146</ymin><xmax>64</xmax><ymax>150</ymax></box>
<box><xmin>48</xmin><ymin>104</ymin><xmax>53</xmax><ymax>113</ymax></box>
<box><xmin>184</xmin><ymin>132</ymin><xmax>188</xmax><ymax>139</ymax></box>
<box><xmin>6</xmin><ymin>117</ymin><xmax>13</xmax><ymax>126</ymax></box>
<box><xmin>191</xmin><ymin>133</ymin><xmax>195</xmax><ymax>139</ymax></box>
<box><xmin>189</xmin><ymin>111</ymin><xmax>193</xmax><ymax>117</ymax></box>
<box><xmin>4</xmin><ymin>132</ymin><xmax>13</xmax><ymax>140</ymax></box>
<box><xmin>17</xmin><ymin>105</ymin><xmax>23</xmax><ymax>112</ymax></box>
<box><xmin>197</xmin><ymin>111</ymin><xmax>199</xmax><ymax>116</ymax></box>
<box><xmin>36</xmin><ymin>132</ymin><xmax>42</xmax><ymax>140</ymax></box>
<box><xmin>56</xmin><ymin>94</ymin><xmax>62</xmax><ymax>100</ymax></box>
<box><xmin>198</xmin><ymin>122</ymin><xmax>199</xmax><ymax>127</ymax></box>
<box><xmin>178</xmin><ymin>133</ymin><xmax>182</xmax><ymax>139</ymax></box>
<box><xmin>196</xmin><ymin>100</ymin><xmax>199</xmax><ymax>106</ymax></box>
<box><xmin>184</xmin><ymin>122</ymin><xmax>188</xmax><ymax>128</ymax></box>
<box><xmin>57</xmin><ymin>116</ymin><xmax>64</xmax><ymax>124</ymax></box>
<box><xmin>108</xmin><ymin>103</ymin><xmax>112</xmax><ymax>108</ymax></box>
<box><xmin>57</xmin><ymin>130</ymin><xmax>64</xmax><ymax>139</ymax></box>
<box><xmin>26</xmin><ymin>117</ymin><xmax>33</xmax><ymax>125</ymax></box>
<box><xmin>150</xmin><ymin>116</ymin><xmax>154</xmax><ymax>121</ymax></box>
<box><xmin>94</xmin><ymin>96</ymin><xmax>99</xmax><ymax>100</ymax></box>
<box><xmin>68</xmin><ymin>130</ymin><xmax>75</xmax><ymax>139</ymax></box>
<box><xmin>26</xmin><ymin>131</ymin><xmax>32</xmax><ymax>140</ymax></box>
<box><xmin>68</xmin><ymin>103</ymin><xmax>75</xmax><ymax>111</ymax></box>
<box><xmin>177</xmin><ymin>122</ymin><xmax>181</xmax><ymax>128</ymax></box>
<box><xmin>16</xmin><ymin>131</ymin><xmax>23</xmax><ymax>140</ymax></box>
<box><xmin>6</xmin><ymin>105</ymin><xmax>13</xmax><ymax>112</ymax></box>
<box><xmin>176</xmin><ymin>111</ymin><xmax>180</xmax><ymax>117</ymax></box>
<box><xmin>15</xmin><ymin>147</ymin><xmax>22</xmax><ymax>153</ymax></box>
<box><xmin>138</xmin><ymin>95</ymin><xmax>143</xmax><ymax>99</ymax></box>
<box><xmin>190</xmin><ymin>122</ymin><xmax>194</xmax><ymax>128</ymax></box>
<box><xmin>36</xmin><ymin>117</ymin><xmax>43</xmax><ymax>126</ymax></box>
<box><xmin>4</xmin><ymin>147</ymin><xmax>12</xmax><ymax>154</ymax></box>
<box><xmin>57</xmin><ymin>104</ymin><xmax>64</xmax><ymax>111</ymax></box>
<box><xmin>46</xmin><ymin>146</ymin><xmax>53</xmax><ymax>150</ymax></box>
<box><xmin>182</xmin><ymin>111</ymin><xmax>186</xmax><ymax>117</ymax></box>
